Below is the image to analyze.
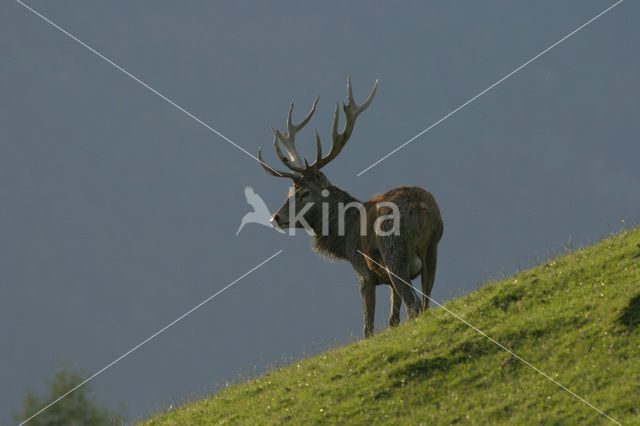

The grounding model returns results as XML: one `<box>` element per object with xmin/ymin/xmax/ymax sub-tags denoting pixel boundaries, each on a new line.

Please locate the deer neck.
<box><xmin>311</xmin><ymin>185</ymin><xmax>362</xmax><ymax>260</ymax></box>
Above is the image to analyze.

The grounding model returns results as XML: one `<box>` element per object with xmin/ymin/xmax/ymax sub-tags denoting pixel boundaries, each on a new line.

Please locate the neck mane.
<box><xmin>311</xmin><ymin>185</ymin><xmax>361</xmax><ymax>261</ymax></box>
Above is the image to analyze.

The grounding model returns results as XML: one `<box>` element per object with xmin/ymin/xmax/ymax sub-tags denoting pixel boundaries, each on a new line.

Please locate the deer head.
<box><xmin>257</xmin><ymin>77</ymin><xmax>378</xmax><ymax>231</ymax></box>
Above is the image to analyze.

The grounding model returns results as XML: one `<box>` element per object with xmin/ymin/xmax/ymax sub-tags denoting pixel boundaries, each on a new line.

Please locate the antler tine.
<box><xmin>271</xmin><ymin>128</ymin><xmax>304</xmax><ymax>173</ymax></box>
<box><xmin>272</xmin><ymin>96</ymin><xmax>319</xmax><ymax>171</ymax></box>
<box><xmin>288</xmin><ymin>96</ymin><xmax>319</xmax><ymax>132</ymax></box>
<box><xmin>346</xmin><ymin>76</ymin><xmax>356</xmax><ymax>108</ymax></box>
<box><xmin>311</xmin><ymin>77</ymin><xmax>378</xmax><ymax>170</ymax></box>
<box><xmin>314</xmin><ymin>129</ymin><xmax>323</xmax><ymax>165</ymax></box>
<box><xmin>257</xmin><ymin>146</ymin><xmax>298</xmax><ymax>179</ymax></box>
<box><xmin>349</xmin><ymin>76</ymin><xmax>378</xmax><ymax>115</ymax></box>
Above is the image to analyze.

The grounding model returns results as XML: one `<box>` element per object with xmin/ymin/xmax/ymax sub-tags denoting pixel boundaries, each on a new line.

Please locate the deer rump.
<box><xmin>362</xmin><ymin>185</ymin><xmax>443</xmax><ymax>282</ymax></box>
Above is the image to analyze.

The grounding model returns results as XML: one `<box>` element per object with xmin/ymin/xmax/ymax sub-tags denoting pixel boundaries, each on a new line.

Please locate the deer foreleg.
<box><xmin>359</xmin><ymin>277</ymin><xmax>376</xmax><ymax>337</ymax></box>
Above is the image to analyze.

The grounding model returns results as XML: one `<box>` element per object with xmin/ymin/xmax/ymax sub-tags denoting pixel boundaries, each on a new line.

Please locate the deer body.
<box><xmin>258</xmin><ymin>78</ymin><xmax>443</xmax><ymax>337</ymax></box>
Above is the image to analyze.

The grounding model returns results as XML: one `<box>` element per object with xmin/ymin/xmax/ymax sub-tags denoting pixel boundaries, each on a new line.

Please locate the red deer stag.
<box><xmin>258</xmin><ymin>78</ymin><xmax>443</xmax><ymax>337</ymax></box>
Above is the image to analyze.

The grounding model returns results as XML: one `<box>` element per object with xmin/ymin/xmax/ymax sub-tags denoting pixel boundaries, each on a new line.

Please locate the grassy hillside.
<box><xmin>142</xmin><ymin>227</ymin><xmax>640</xmax><ymax>425</ymax></box>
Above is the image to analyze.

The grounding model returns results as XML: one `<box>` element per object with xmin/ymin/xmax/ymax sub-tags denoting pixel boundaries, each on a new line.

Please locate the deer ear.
<box><xmin>317</xmin><ymin>172</ymin><xmax>330</xmax><ymax>190</ymax></box>
<box><xmin>301</xmin><ymin>166</ymin><xmax>329</xmax><ymax>189</ymax></box>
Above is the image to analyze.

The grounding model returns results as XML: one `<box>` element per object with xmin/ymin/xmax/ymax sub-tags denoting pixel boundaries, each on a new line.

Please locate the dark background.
<box><xmin>1</xmin><ymin>1</ymin><xmax>638</xmax><ymax>422</ymax></box>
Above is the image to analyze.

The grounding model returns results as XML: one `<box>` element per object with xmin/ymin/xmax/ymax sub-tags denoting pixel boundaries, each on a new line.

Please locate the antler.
<box><xmin>310</xmin><ymin>77</ymin><xmax>378</xmax><ymax>170</ymax></box>
<box><xmin>257</xmin><ymin>78</ymin><xmax>377</xmax><ymax>177</ymax></box>
<box><xmin>257</xmin><ymin>146</ymin><xmax>298</xmax><ymax>178</ymax></box>
<box><xmin>272</xmin><ymin>97</ymin><xmax>319</xmax><ymax>172</ymax></box>
<box><xmin>257</xmin><ymin>96</ymin><xmax>318</xmax><ymax>178</ymax></box>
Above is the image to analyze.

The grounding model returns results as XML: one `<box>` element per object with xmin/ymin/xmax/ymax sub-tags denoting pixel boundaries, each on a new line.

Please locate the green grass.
<box><xmin>142</xmin><ymin>227</ymin><xmax>640</xmax><ymax>425</ymax></box>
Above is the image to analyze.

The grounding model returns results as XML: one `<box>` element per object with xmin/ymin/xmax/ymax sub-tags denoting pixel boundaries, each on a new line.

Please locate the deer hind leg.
<box><xmin>380</xmin><ymin>247</ymin><xmax>421</xmax><ymax>319</ymax></box>
<box><xmin>389</xmin><ymin>285</ymin><xmax>401</xmax><ymax>327</ymax></box>
<box><xmin>421</xmin><ymin>241</ymin><xmax>438</xmax><ymax>310</ymax></box>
